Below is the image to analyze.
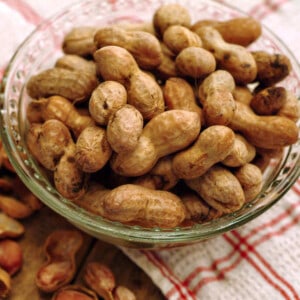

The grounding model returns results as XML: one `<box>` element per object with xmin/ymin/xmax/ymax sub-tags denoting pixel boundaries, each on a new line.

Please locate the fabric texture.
<box><xmin>0</xmin><ymin>0</ymin><xmax>299</xmax><ymax>299</ymax></box>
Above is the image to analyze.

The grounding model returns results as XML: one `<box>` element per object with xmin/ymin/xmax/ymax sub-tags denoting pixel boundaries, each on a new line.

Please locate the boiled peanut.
<box><xmin>185</xmin><ymin>165</ymin><xmax>245</xmax><ymax>214</ymax></box>
<box><xmin>26</xmin><ymin>68</ymin><xmax>98</xmax><ymax>103</ymax></box>
<box><xmin>94</xmin><ymin>26</ymin><xmax>163</xmax><ymax>69</ymax></box>
<box><xmin>89</xmin><ymin>81</ymin><xmax>127</xmax><ymax>125</ymax></box>
<box><xmin>172</xmin><ymin>125</ymin><xmax>235</xmax><ymax>179</ymax></box>
<box><xmin>77</xmin><ymin>183</ymin><xmax>186</xmax><ymax>228</ymax></box>
<box><xmin>106</xmin><ymin>104</ymin><xmax>143</xmax><ymax>153</ymax></box>
<box><xmin>192</xmin><ymin>17</ymin><xmax>262</xmax><ymax>46</ymax></box>
<box><xmin>229</xmin><ymin>101</ymin><xmax>299</xmax><ymax>149</ymax></box>
<box><xmin>110</xmin><ymin>110</ymin><xmax>200</xmax><ymax>177</ymax></box>
<box><xmin>196</xmin><ymin>26</ymin><xmax>257</xmax><ymax>84</ymax></box>
<box><xmin>75</xmin><ymin>126</ymin><xmax>112</xmax><ymax>173</ymax></box>
<box><xmin>52</xmin><ymin>285</ymin><xmax>98</xmax><ymax>300</ymax></box>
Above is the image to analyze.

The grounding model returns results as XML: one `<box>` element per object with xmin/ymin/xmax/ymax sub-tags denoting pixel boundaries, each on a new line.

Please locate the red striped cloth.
<box><xmin>1</xmin><ymin>1</ymin><xmax>299</xmax><ymax>299</ymax></box>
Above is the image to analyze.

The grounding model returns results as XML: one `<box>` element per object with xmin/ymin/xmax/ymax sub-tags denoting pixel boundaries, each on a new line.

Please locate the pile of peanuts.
<box><xmin>25</xmin><ymin>3</ymin><xmax>299</xmax><ymax>229</ymax></box>
<box><xmin>0</xmin><ymin>139</ymin><xmax>43</xmax><ymax>297</ymax></box>
<box><xmin>36</xmin><ymin>229</ymin><xmax>136</xmax><ymax>300</ymax></box>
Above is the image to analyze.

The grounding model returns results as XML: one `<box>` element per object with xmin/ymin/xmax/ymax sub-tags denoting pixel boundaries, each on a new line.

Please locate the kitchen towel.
<box><xmin>0</xmin><ymin>0</ymin><xmax>299</xmax><ymax>299</ymax></box>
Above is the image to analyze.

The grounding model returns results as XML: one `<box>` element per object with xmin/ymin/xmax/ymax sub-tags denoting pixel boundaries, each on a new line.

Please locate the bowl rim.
<box><xmin>0</xmin><ymin>0</ymin><xmax>300</xmax><ymax>246</ymax></box>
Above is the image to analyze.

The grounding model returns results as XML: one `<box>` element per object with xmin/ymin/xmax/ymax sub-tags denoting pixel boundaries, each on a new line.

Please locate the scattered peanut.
<box><xmin>0</xmin><ymin>213</ymin><xmax>24</xmax><ymax>239</ymax></box>
<box><xmin>0</xmin><ymin>240</ymin><xmax>22</xmax><ymax>276</ymax></box>
<box><xmin>36</xmin><ymin>229</ymin><xmax>83</xmax><ymax>293</ymax></box>
<box><xmin>52</xmin><ymin>285</ymin><xmax>98</xmax><ymax>300</ymax></box>
<box><xmin>0</xmin><ymin>267</ymin><xmax>11</xmax><ymax>299</ymax></box>
<box><xmin>114</xmin><ymin>286</ymin><xmax>137</xmax><ymax>300</ymax></box>
<box><xmin>84</xmin><ymin>262</ymin><xmax>115</xmax><ymax>300</ymax></box>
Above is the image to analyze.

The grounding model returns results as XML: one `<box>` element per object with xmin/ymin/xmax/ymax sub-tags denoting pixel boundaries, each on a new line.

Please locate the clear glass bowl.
<box><xmin>0</xmin><ymin>0</ymin><xmax>299</xmax><ymax>249</ymax></box>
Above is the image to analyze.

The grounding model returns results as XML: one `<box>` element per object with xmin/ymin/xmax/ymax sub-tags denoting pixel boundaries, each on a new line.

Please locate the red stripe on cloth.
<box><xmin>142</xmin><ymin>251</ymin><xmax>197</xmax><ymax>300</ymax></box>
<box><xmin>0</xmin><ymin>68</ymin><xmax>4</xmax><ymax>81</ymax></box>
<box><xmin>253</xmin><ymin>213</ymin><xmax>300</xmax><ymax>246</ymax></box>
<box><xmin>191</xmin><ymin>253</ymin><xmax>244</xmax><ymax>293</ymax></box>
<box><xmin>243</xmin><ymin>201</ymin><xmax>300</xmax><ymax>241</ymax></box>
<box><xmin>1</xmin><ymin>0</ymin><xmax>43</xmax><ymax>25</ymax></box>
<box><xmin>224</xmin><ymin>233</ymin><xmax>292</xmax><ymax>300</ymax></box>
<box><xmin>231</xmin><ymin>230</ymin><xmax>300</xmax><ymax>300</ymax></box>
<box><xmin>292</xmin><ymin>184</ymin><xmax>300</xmax><ymax>195</ymax></box>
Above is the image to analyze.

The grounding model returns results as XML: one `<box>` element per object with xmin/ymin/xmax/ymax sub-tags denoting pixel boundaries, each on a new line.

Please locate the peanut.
<box><xmin>172</xmin><ymin>125</ymin><xmax>235</xmax><ymax>179</ymax></box>
<box><xmin>251</xmin><ymin>51</ymin><xmax>292</xmax><ymax>86</ymax></box>
<box><xmin>84</xmin><ymin>262</ymin><xmax>115</xmax><ymax>300</ymax></box>
<box><xmin>192</xmin><ymin>17</ymin><xmax>262</xmax><ymax>47</ymax></box>
<box><xmin>175</xmin><ymin>46</ymin><xmax>216</xmax><ymax>78</ymax></box>
<box><xmin>0</xmin><ymin>213</ymin><xmax>24</xmax><ymax>239</ymax></box>
<box><xmin>0</xmin><ymin>267</ymin><xmax>11</xmax><ymax>298</ymax></box>
<box><xmin>76</xmin><ymin>183</ymin><xmax>186</xmax><ymax>228</ymax></box>
<box><xmin>198</xmin><ymin>70</ymin><xmax>236</xmax><ymax>126</ymax></box>
<box><xmin>89</xmin><ymin>81</ymin><xmax>127</xmax><ymax>126</ymax></box>
<box><xmin>75</xmin><ymin>126</ymin><xmax>112</xmax><ymax>173</ymax></box>
<box><xmin>94</xmin><ymin>26</ymin><xmax>163</xmax><ymax>69</ymax></box>
<box><xmin>250</xmin><ymin>86</ymin><xmax>287</xmax><ymax>115</ymax></box>
<box><xmin>110</xmin><ymin>110</ymin><xmax>200</xmax><ymax>177</ymax></box>
<box><xmin>27</xmin><ymin>95</ymin><xmax>95</xmax><ymax>137</ymax></box>
<box><xmin>163</xmin><ymin>25</ymin><xmax>202</xmax><ymax>54</ymax></box>
<box><xmin>277</xmin><ymin>90</ymin><xmax>300</xmax><ymax>122</ymax></box>
<box><xmin>114</xmin><ymin>286</ymin><xmax>137</xmax><ymax>300</ymax></box>
<box><xmin>94</xmin><ymin>46</ymin><xmax>164</xmax><ymax>119</ymax></box>
<box><xmin>26</xmin><ymin>68</ymin><xmax>98</xmax><ymax>103</ymax></box>
<box><xmin>222</xmin><ymin>133</ymin><xmax>256</xmax><ymax>167</ymax></box>
<box><xmin>106</xmin><ymin>104</ymin><xmax>143</xmax><ymax>153</ymax></box>
<box><xmin>229</xmin><ymin>101</ymin><xmax>299</xmax><ymax>149</ymax></box>
<box><xmin>52</xmin><ymin>285</ymin><xmax>98</xmax><ymax>300</ymax></box>
<box><xmin>63</xmin><ymin>26</ymin><xmax>97</xmax><ymax>57</ymax></box>
<box><xmin>0</xmin><ymin>240</ymin><xmax>23</xmax><ymax>276</ymax></box>
<box><xmin>153</xmin><ymin>3</ymin><xmax>191</xmax><ymax>36</ymax></box>
<box><xmin>185</xmin><ymin>165</ymin><xmax>245</xmax><ymax>214</ymax></box>
<box><xmin>234</xmin><ymin>163</ymin><xmax>263</xmax><ymax>202</ymax></box>
<box><xmin>55</xmin><ymin>54</ymin><xmax>97</xmax><ymax>76</ymax></box>
<box><xmin>36</xmin><ymin>230</ymin><xmax>83</xmax><ymax>293</ymax></box>
<box><xmin>196</xmin><ymin>26</ymin><xmax>257</xmax><ymax>84</ymax></box>
<box><xmin>163</xmin><ymin>77</ymin><xmax>204</xmax><ymax>124</ymax></box>
<box><xmin>133</xmin><ymin>156</ymin><xmax>179</xmax><ymax>190</ymax></box>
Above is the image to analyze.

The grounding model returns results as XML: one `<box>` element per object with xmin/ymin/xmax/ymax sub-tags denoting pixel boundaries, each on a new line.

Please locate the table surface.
<box><xmin>9</xmin><ymin>206</ymin><xmax>165</xmax><ymax>300</ymax></box>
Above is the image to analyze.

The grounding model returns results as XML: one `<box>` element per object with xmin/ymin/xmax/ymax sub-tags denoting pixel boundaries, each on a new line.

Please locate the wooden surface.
<box><xmin>9</xmin><ymin>206</ymin><xmax>165</xmax><ymax>300</ymax></box>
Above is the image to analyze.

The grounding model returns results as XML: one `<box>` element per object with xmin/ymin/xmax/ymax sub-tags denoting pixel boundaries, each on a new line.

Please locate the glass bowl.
<box><xmin>0</xmin><ymin>0</ymin><xmax>299</xmax><ymax>249</ymax></box>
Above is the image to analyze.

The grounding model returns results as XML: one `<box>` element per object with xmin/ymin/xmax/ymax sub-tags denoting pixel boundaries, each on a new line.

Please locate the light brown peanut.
<box><xmin>192</xmin><ymin>17</ymin><xmax>262</xmax><ymax>47</ymax></box>
<box><xmin>234</xmin><ymin>163</ymin><xmax>263</xmax><ymax>202</ymax></box>
<box><xmin>229</xmin><ymin>101</ymin><xmax>299</xmax><ymax>149</ymax></box>
<box><xmin>163</xmin><ymin>25</ymin><xmax>202</xmax><ymax>54</ymax></box>
<box><xmin>52</xmin><ymin>285</ymin><xmax>98</xmax><ymax>300</ymax></box>
<box><xmin>185</xmin><ymin>165</ymin><xmax>245</xmax><ymax>214</ymax></box>
<box><xmin>75</xmin><ymin>126</ymin><xmax>112</xmax><ymax>173</ymax></box>
<box><xmin>26</xmin><ymin>68</ymin><xmax>98</xmax><ymax>103</ymax></box>
<box><xmin>110</xmin><ymin>110</ymin><xmax>201</xmax><ymax>177</ymax></box>
<box><xmin>62</xmin><ymin>26</ymin><xmax>97</xmax><ymax>57</ymax></box>
<box><xmin>196</xmin><ymin>26</ymin><xmax>257</xmax><ymax>84</ymax></box>
<box><xmin>222</xmin><ymin>133</ymin><xmax>256</xmax><ymax>167</ymax></box>
<box><xmin>153</xmin><ymin>3</ymin><xmax>191</xmax><ymax>36</ymax></box>
<box><xmin>198</xmin><ymin>70</ymin><xmax>236</xmax><ymax>126</ymax></box>
<box><xmin>27</xmin><ymin>95</ymin><xmax>95</xmax><ymax>137</ymax></box>
<box><xmin>175</xmin><ymin>46</ymin><xmax>216</xmax><ymax>78</ymax></box>
<box><xmin>94</xmin><ymin>46</ymin><xmax>164</xmax><ymax>119</ymax></box>
<box><xmin>172</xmin><ymin>125</ymin><xmax>235</xmax><ymax>179</ymax></box>
<box><xmin>89</xmin><ymin>81</ymin><xmax>127</xmax><ymax>125</ymax></box>
<box><xmin>0</xmin><ymin>213</ymin><xmax>24</xmax><ymax>239</ymax></box>
<box><xmin>94</xmin><ymin>26</ymin><xmax>163</xmax><ymax>69</ymax></box>
<box><xmin>106</xmin><ymin>104</ymin><xmax>143</xmax><ymax>153</ymax></box>
<box><xmin>76</xmin><ymin>183</ymin><xmax>186</xmax><ymax>228</ymax></box>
